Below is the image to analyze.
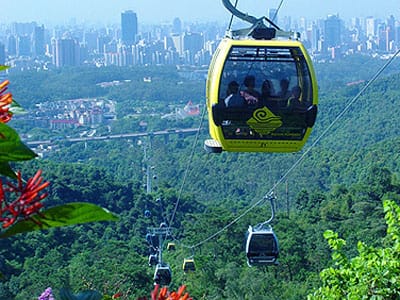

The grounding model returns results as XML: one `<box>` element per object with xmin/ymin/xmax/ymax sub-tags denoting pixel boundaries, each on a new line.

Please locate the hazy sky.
<box><xmin>2</xmin><ymin>0</ymin><xmax>399</xmax><ymax>26</ymax></box>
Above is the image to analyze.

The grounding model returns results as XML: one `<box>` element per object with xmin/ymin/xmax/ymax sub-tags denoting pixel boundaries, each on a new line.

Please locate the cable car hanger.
<box><xmin>251</xmin><ymin>191</ymin><xmax>276</xmax><ymax>230</ymax></box>
<box><xmin>221</xmin><ymin>0</ymin><xmax>299</xmax><ymax>40</ymax></box>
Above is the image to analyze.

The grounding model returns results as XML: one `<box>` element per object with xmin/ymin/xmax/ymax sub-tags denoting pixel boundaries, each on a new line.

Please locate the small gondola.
<box><xmin>148</xmin><ymin>254</ymin><xmax>158</xmax><ymax>267</ymax></box>
<box><xmin>182</xmin><ymin>258</ymin><xmax>196</xmax><ymax>273</ymax></box>
<box><xmin>245</xmin><ymin>225</ymin><xmax>279</xmax><ymax>267</ymax></box>
<box><xmin>167</xmin><ymin>242</ymin><xmax>176</xmax><ymax>251</ymax></box>
<box><xmin>153</xmin><ymin>263</ymin><xmax>172</xmax><ymax>286</ymax></box>
<box><xmin>205</xmin><ymin>0</ymin><xmax>318</xmax><ymax>153</ymax></box>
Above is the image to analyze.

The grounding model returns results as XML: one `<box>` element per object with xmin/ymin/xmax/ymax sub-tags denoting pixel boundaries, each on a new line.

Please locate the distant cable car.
<box><xmin>205</xmin><ymin>0</ymin><xmax>318</xmax><ymax>153</ymax></box>
<box><xmin>146</xmin><ymin>233</ymin><xmax>160</xmax><ymax>249</ymax></box>
<box><xmin>153</xmin><ymin>263</ymin><xmax>172</xmax><ymax>286</ymax></box>
<box><xmin>245</xmin><ymin>225</ymin><xmax>279</xmax><ymax>267</ymax></box>
<box><xmin>148</xmin><ymin>254</ymin><xmax>158</xmax><ymax>267</ymax></box>
<box><xmin>183</xmin><ymin>258</ymin><xmax>196</xmax><ymax>273</ymax></box>
<box><xmin>167</xmin><ymin>242</ymin><xmax>176</xmax><ymax>251</ymax></box>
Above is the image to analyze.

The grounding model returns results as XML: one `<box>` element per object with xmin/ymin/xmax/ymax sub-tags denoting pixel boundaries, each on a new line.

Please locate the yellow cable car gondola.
<box><xmin>183</xmin><ymin>258</ymin><xmax>196</xmax><ymax>273</ymax></box>
<box><xmin>205</xmin><ymin>0</ymin><xmax>318</xmax><ymax>153</ymax></box>
<box><xmin>167</xmin><ymin>242</ymin><xmax>176</xmax><ymax>251</ymax></box>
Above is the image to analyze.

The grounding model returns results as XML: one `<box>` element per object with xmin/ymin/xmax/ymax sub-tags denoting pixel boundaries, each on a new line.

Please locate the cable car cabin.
<box><xmin>183</xmin><ymin>258</ymin><xmax>196</xmax><ymax>273</ymax></box>
<box><xmin>246</xmin><ymin>225</ymin><xmax>279</xmax><ymax>267</ymax></box>
<box><xmin>153</xmin><ymin>263</ymin><xmax>172</xmax><ymax>286</ymax></box>
<box><xmin>148</xmin><ymin>254</ymin><xmax>158</xmax><ymax>267</ymax></box>
<box><xmin>167</xmin><ymin>242</ymin><xmax>176</xmax><ymax>251</ymax></box>
<box><xmin>146</xmin><ymin>233</ymin><xmax>160</xmax><ymax>249</ymax></box>
<box><xmin>205</xmin><ymin>38</ymin><xmax>318</xmax><ymax>153</ymax></box>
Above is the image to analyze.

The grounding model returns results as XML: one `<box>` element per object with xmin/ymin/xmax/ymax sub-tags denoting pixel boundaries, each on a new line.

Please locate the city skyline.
<box><xmin>2</xmin><ymin>0</ymin><xmax>399</xmax><ymax>26</ymax></box>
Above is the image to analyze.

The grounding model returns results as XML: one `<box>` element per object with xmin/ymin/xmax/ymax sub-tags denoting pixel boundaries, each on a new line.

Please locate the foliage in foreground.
<box><xmin>309</xmin><ymin>199</ymin><xmax>400</xmax><ymax>299</ymax></box>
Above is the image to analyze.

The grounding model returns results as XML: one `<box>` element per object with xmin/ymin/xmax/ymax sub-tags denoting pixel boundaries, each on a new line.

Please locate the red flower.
<box><xmin>112</xmin><ymin>292</ymin><xmax>123</xmax><ymax>299</ymax></box>
<box><xmin>0</xmin><ymin>80</ymin><xmax>12</xmax><ymax>123</ymax></box>
<box><xmin>149</xmin><ymin>285</ymin><xmax>192</xmax><ymax>300</ymax></box>
<box><xmin>0</xmin><ymin>169</ymin><xmax>50</xmax><ymax>228</ymax></box>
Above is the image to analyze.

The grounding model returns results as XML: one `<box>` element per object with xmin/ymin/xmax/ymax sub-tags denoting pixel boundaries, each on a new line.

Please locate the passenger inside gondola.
<box><xmin>240</xmin><ymin>75</ymin><xmax>260</xmax><ymax>107</ymax></box>
<box><xmin>224</xmin><ymin>80</ymin><xmax>246</xmax><ymax>108</ymax></box>
<box><xmin>277</xmin><ymin>78</ymin><xmax>291</xmax><ymax>108</ymax></box>
<box><xmin>287</xmin><ymin>86</ymin><xmax>308</xmax><ymax>113</ymax></box>
<box><xmin>260</xmin><ymin>79</ymin><xmax>279</xmax><ymax>113</ymax></box>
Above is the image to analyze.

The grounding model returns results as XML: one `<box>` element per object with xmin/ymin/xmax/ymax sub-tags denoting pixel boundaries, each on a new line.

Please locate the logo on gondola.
<box><xmin>246</xmin><ymin>107</ymin><xmax>283</xmax><ymax>135</ymax></box>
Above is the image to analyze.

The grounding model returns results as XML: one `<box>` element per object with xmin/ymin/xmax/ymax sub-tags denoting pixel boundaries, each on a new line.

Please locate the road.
<box><xmin>25</xmin><ymin>128</ymin><xmax>200</xmax><ymax>146</ymax></box>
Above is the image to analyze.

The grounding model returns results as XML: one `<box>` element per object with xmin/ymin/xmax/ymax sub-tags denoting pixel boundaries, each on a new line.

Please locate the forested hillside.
<box><xmin>2</xmin><ymin>54</ymin><xmax>400</xmax><ymax>299</ymax></box>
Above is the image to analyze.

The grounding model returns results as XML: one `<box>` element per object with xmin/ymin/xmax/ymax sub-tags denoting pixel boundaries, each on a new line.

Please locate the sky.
<box><xmin>2</xmin><ymin>0</ymin><xmax>400</xmax><ymax>26</ymax></box>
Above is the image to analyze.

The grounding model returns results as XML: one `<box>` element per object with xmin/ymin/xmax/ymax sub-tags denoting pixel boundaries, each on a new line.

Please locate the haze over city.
<box><xmin>2</xmin><ymin>0</ymin><xmax>399</xmax><ymax>25</ymax></box>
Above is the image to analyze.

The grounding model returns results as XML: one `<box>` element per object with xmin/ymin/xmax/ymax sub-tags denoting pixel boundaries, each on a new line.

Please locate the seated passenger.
<box><xmin>240</xmin><ymin>75</ymin><xmax>260</xmax><ymax>106</ymax></box>
<box><xmin>277</xmin><ymin>78</ymin><xmax>290</xmax><ymax>98</ymax></box>
<box><xmin>224</xmin><ymin>80</ymin><xmax>245</xmax><ymax>107</ymax></box>
<box><xmin>260</xmin><ymin>79</ymin><xmax>279</xmax><ymax>112</ymax></box>
<box><xmin>287</xmin><ymin>86</ymin><xmax>308</xmax><ymax>113</ymax></box>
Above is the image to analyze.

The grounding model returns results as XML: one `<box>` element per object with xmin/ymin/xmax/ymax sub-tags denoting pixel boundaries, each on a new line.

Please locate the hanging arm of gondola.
<box><xmin>221</xmin><ymin>0</ymin><xmax>300</xmax><ymax>40</ymax></box>
<box><xmin>256</xmin><ymin>192</ymin><xmax>276</xmax><ymax>229</ymax></box>
<box><xmin>222</xmin><ymin>0</ymin><xmax>259</xmax><ymax>25</ymax></box>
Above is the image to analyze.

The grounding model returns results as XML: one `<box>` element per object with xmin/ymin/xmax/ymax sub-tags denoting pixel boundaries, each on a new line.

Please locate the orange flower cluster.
<box><xmin>0</xmin><ymin>170</ymin><xmax>50</xmax><ymax>228</ymax></box>
<box><xmin>0</xmin><ymin>80</ymin><xmax>13</xmax><ymax>123</ymax></box>
<box><xmin>137</xmin><ymin>284</ymin><xmax>192</xmax><ymax>300</ymax></box>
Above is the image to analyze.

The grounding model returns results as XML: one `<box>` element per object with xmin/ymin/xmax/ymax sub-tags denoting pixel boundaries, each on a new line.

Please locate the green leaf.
<box><xmin>10</xmin><ymin>99</ymin><xmax>27</xmax><ymax>115</ymax></box>
<box><xmin>0</xmin><ymin>202</ymin><xmax>119</xmax><ymax>238</ymax></box>
<box><xmin>0</xmin><ymin>65</ymin><xmax>9</xmax><ymax>71</ymax></box>
<box><xmin>0</xmin><ymin>123</ymin><xmax>37</xmax><ymax>163</ymax></box>
<box><xmin>0</xmin><ymin>161</ymin><xmax>17</xmax><ymax>179</ymax></box>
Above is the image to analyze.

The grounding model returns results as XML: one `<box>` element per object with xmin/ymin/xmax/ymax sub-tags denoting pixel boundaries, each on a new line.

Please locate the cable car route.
<box><xmin>145</xmin><ymin>0</ymin><xmax>400</xmax><ymax>285</ymax></box>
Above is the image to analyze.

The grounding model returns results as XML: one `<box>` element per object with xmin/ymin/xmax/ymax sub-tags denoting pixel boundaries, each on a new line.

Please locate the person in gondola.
<box><xmin>259</xmin><ymin>79</ymin><xmax>279</xmax><ymax>113</ymax></box>
<box><xmin>287</xmin><ymin>86</ymin><xmax>308</xmax><ymax>113</ymax></box>
<box><xmin>240</xmin><ymin>75</ymin><xmax>260</xmax><ymax>106</ymax></box>
<box><xmin>224</xmin><ymin>80</ymin><xmax>246</xmax><ymax>107</ymax></box>
<box><xmin>277</xmin><ymin>78</ymin><xmax>291</xmax><ymax>108</ymax></box>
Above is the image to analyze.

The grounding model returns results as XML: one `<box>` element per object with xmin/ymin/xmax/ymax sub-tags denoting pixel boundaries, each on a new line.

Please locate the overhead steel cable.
<box><xmin>166</xmin><ymin>104</ymin><xmax>207</xmax><ymax>234</ymax></box>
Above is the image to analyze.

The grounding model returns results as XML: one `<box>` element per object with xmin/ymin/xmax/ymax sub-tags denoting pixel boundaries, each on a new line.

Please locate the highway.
<box><xmin>25</xmin><ymin>128</ymin><xmax>200</xmax><ymax>146</ymax></box>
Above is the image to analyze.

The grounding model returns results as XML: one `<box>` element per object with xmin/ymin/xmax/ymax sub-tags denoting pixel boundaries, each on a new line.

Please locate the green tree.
<box><xmin>308</xmin><ymin>199</ymin><xmax>400</xmax><ymax>299</ymax></box>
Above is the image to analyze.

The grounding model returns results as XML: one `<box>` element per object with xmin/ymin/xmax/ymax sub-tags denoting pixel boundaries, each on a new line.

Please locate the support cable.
<box><xmin>166</xmin><ymin>104</ymin><xmax>207</xmax><ymax>234</ymax></box>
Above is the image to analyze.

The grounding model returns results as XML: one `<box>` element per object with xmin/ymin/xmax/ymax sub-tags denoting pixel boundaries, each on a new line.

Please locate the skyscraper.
<box><xmin>0</xmin><ymin>43</ymin><xmax>5</xmax><ymax>65</ymax></box>
<box><xmin>7</xmin><ymin>35</ymin><xmax>17</xmax><ymax>56</ymax></box>
<box><xmin>366</xmin><ymin>17</ymin><xmax>376</xmax><ymax>38</ymax></box>
<box><xmin>172</xmin><ymin>17</ymin><xmax>182</xmax><ymax>34</ymax></box>
<box><xmin>324</xmin><ymin>15</ymin><xmax>341</xmax><ymax>48</ymax></box>
<box><xmin>121</xmin><ymin>10</ymin><xmax>138</xmax><ymax>46</ymax></box>
<box><xmin>17</xmin><ymin>35</ymin><xmax>31</xmax><ymax>57</ymax></box>
<box><xmin>54</xmin><ymin>38</ymin><xmax>80</xmax><ymax>67</ymax></box>
<box><xmin>33</xmin><ymin>25</ymin><xmax>45</xmax><ymax>57</ymax></box>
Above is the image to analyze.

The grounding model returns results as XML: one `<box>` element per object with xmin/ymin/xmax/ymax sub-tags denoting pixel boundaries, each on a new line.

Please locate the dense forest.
<box><xmin>1</xmin><ymin>53</ymin><xmax>400</xmax><ymax>299</ymax></box>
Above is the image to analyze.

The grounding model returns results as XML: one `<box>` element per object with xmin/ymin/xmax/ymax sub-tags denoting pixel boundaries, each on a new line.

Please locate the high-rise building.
<box><xmin>33</xmin><ymin>25</ymin><xmax>45</xmax><ymax>57</ymax></box>
<box><xmin>7</xmin><ymin>35</ymin><xmax>17</xmax><ymax>56</ymax></box>
<box><xmin>121</xmin><ymin>10</ymin><xmax>138</xmax><ymax>46</ymax></box>
<box><xmin>17</xmin><ymin>35</ymin><xmax>31</xmax><ymax>56</ymax></box>
<box><xmin>366</xmin><ymin>17</ymin><xmax>376</xmax><ymax>38</ymax></box>
<box><xmin>183</xmin><ymin>32</ymin><xmax>203</xmax><ymax>54</ymax></box>
<box><xmin>324</xmin><ymin>15</ymin><xmax>341</xmax><ymax>48</ymax></box>
<box><xmin>54</xmin><ymin>38</ymin><xmax>80</xmax><ymax>67</ymax></box>
<box><xmin>0</xmin><ymin>43</ymin><xmax>5</xmax><ymax>65</ymax></box>
<box><xmin>172</xmin><ymin>17</ymin><xmax>182</xmax><ymax>34</ymax></box>
<box><xmin>84</xmin><ymin>31</ymin><xmax>99</xmax><ymax>53</ymax></box>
